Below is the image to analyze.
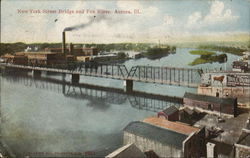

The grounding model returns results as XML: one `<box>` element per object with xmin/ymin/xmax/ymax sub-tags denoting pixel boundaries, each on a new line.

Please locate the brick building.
<box><xmin>15</xmin><ymin>52</ymin><xmax>67</xmax><ymax>66</ymax></box>
<box><xmin>45</xmin><ymin>46</ymin><xmax>98</xmax><ymax>56</ymax></box>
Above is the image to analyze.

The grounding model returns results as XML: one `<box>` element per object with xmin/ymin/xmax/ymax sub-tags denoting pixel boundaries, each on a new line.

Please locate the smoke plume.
<box><xmin>63</xmin><ymin>15</ymin><xmax>107</xmax><ymax>32</ymax></box>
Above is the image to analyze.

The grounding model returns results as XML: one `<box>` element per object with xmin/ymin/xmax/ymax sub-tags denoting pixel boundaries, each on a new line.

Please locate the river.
<box><xmin>0</xmin><ymin>48</ymin><xmax>239</xmax><ymax>157</ymax></box>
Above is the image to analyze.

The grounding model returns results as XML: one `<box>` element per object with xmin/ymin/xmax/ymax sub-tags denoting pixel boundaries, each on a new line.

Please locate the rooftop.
<box><xmin>162</xmin><ymin>106</ymin><xmax>178</xmax><ymax>116</ymax></box>
<box><xmin>144</xmin><ymin>150</ymin><xmax>159</xmax><ymax>158</ymax></box>
<box><xmin>143</xmin><ymin>117</ymin><xmax>199</xmax><ymax>135</ymax></box>
<box><xmin>123</xmin><ymin>121</ymin><xmax>188</xmax><ymax>149</ymax></box>
<box><xmin>105</xmin><ymin>143</ymin><xmax>146</xmax><ymax>158</ymax></box>
<box><xmin>237</xmin><ymin>131</ymin><xmax>250</xmax><ymax>146</ymax></box>
<box><xmin>184</xmin><ymin>92</ymin><xmax>237</xmax><ymax>106</ymax></box>
<box><xmin>46</xmin><ymin>47</ymin><xmax>97</xmax><ymax>50</ymax></box>
<box><xmin>15</xmin><ymin>52</ymin><xmax>59</xmax><ymax>55</ymax></box>
<box><xmin>193</xmin><ymin>112</ymin><xmax>250</xmax><ymax>145</ymax></box>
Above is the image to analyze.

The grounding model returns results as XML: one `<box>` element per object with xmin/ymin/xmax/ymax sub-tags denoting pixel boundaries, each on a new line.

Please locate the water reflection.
<box><xmin>0</xmin><ymin>71</ymin><xmax>182</xmax><ymax>157</ymax></box>
<box><xmin>3</xmin><ymin>72</ymin><xmax>182</xmax><ymax>112</ymax></box>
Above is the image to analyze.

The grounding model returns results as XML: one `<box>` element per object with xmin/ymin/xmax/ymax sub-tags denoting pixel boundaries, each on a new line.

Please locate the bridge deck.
<box><xmin>1</xmin><ymin>63</ymin><xmax>200</xmax><ymax>87</ymax></box>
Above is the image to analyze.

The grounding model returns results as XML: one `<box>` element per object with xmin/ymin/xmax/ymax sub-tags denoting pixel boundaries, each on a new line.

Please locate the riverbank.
<box><xmin>198</xmin><ymin>45</ymin><xmax>248</xmax><ymax>56</ymax></box>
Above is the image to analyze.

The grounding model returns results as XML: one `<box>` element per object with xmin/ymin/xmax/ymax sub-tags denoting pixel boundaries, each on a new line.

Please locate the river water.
<box><xmin>0</xmin><ymin>48</ymin><xmax>239</xmax><ymax>157</ymax></box>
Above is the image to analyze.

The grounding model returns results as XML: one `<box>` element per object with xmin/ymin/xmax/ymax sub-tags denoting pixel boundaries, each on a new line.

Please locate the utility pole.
<box><xmin>224</xmin><ymin>55</ymin><xmax>227</xmax><ymax>71</ymax></box>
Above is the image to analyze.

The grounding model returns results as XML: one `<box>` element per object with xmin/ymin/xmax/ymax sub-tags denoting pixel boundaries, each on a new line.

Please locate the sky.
<box><xmin>1</xmin><ymin>0</ymin><xmax>250</xmax><ymax>43</ymax></box>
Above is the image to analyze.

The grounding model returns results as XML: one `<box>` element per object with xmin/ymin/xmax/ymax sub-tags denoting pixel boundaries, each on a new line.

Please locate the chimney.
<box><xmin>69</xmin><ymin>43</ymin><xmax>73</xmax><ymax>54</ymax></box>
<box><xmin>62</xmin><ymin>31</ymin><xmax>66</xmax><ymax>54</ymax></box>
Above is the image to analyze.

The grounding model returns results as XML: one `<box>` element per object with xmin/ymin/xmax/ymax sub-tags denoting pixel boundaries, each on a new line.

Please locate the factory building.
<box><xmin>45</xmin><ymin>47</ymin><xmax>98</xmax><ymax>56</ymax></box>
<box><xmin>2</xmin><ymin>54</ymin><xmax>28</xmax><ymax>65</ymax></box>
<box><xmin>14</xmin><ymin>52</ymin><xmax>68</xmax><ymax>66</ymax></box>
<box><xmin>1</xmin><ymin>31</ymin><xmax>98</xmax><ymax>66</ymax></box>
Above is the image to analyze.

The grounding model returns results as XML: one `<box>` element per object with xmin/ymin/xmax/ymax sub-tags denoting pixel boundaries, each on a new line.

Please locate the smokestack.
<box><xmin>69</xmin><ymin>43</ymin><xmax>73</xmax><ymax>54</ymax></box>
<box><xmin>62</xmin><ymin>31</ymin><xmax>66</xmax><ymax>54</ymax></box>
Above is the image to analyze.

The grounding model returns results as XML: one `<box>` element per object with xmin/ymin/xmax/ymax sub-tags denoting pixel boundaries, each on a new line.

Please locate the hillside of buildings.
<box><xmin>0</xmin><ymin>43</ymin><xmax>153</xmax><ymax>56</ymax></box>
<box><xmin>1</xmin><ymin>42</ymin><xmax>249</xmax><ymax>56</ymax></box>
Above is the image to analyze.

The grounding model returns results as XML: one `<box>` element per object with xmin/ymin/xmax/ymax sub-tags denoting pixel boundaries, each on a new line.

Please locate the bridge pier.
<box><xmin>124</xmin><ymin>79</ymin><xmax>133</xmax><ymax>93</ymax></box>
<box><xmin>62</xmin><ymin>73</ymin><xmax>66</xmax><ymax>94</ymax></box>
<box><xmin>72</xmin><ymin>74</ymin><xmax>80</xmax><ymax>84</ymax></box>
<box><xmin>0</xmin><ymin>66</ymin><xmax>5</xmax><ymax>74</ymax></box>
<box><xmin>32</xmin><ymin>70</ymin><xmax>42</xmax><ymax>78</ymax></box>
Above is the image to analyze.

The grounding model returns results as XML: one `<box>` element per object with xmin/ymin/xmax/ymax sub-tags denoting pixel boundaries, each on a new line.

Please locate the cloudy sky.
<box><xmin>1</xmin><ymin>0</ymin><xmax>250</xmax><ymax>43</ymax></box>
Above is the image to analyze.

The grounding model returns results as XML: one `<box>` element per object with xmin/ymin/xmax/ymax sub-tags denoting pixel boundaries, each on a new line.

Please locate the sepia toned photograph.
<box><xmin>0</xmin><ymin>0</ymin><xmax>250</xmax><ymax>157</ymax></box>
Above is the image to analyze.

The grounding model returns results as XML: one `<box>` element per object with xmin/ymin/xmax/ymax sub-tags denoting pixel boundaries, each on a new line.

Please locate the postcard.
<box><xmin>0</xmin><ymin>0</ymin><xmax>250</xmax><ymax>158</ymax></box>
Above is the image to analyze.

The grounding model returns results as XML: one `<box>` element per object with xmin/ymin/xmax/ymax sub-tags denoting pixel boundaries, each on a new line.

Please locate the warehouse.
<box><xmin>123</xmin><ymin>121</ymin><xmax>206</xmax><ymax>158</ymax></box>
<box><xmin>183</xmin><ymin>92</ymin><xmax>238</xmax><ymax>117</ymax></box>
<box><xmin>15</xmin><ymin>52</ymin><xmax>67</xmax><ymax>66</ymax></box>
<box><xmin>45</xmin><ymin>46</ymin><xmax>98</xmax><ymax>56</ymax></box>
<box><xmin>2</xmin><ymin>54</ymin><xmax>27</xmax><ymax>65</ymax></box>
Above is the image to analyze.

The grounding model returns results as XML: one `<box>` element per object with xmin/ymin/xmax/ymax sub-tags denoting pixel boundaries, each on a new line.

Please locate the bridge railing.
<box><xmin>1</xmin><ymin>62</ymin><xmax>129</xmax><ymax>79</ymax></box>
<box><xmin>1</xmin><ymin>63</ymin><xmax>209</xmax><ymax>87</ymax></box>
<box><xmin>127</xmin><ymin>65</ymin><xmax>202</xmax><ymax>87</ymax></box>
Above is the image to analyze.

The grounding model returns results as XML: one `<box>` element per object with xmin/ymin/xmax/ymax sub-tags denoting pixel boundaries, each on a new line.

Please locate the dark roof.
<box><xmin>144</xmin><ymin>150</ymin><xmax>159</xmax><ymax>158</ymax></box>
<box><xmin>162</xmin><ymin>106</ymin><xmax>178</xmax><ymax>115</ymax></box>
<box><xmin>237</xmin><ymin>131</ymin><xmax>250</xmax><ymax>146</ymax></box>
<box><xmin>123</xmin><ymin>121</ymin><xmax>188</xmax><ymax>149</ymax></box>
<box><xmin>184</xmin><ymin>92</ymin><xmax>236</xmax><ymax>106</ymax></box>
<box><xmin>233</xmin><ymin>61</ymin><xmax>248</xmax><ymax>66</ymax></box>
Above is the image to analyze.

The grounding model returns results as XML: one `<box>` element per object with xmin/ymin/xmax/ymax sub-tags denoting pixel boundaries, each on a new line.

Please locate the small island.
<box><xmin>189</xmin><ymin>50</ymin><xmax>216</xmax><ymax>56</ymax></box>
<box><xmin>197</xmin><ymin>45</ymin><xmax>247</xmax><ymax>56</ymax></box>
<box><xmin>189</xmin><ymin>50</ymin><xmax>227</xmax><ymax>66</ymax></box>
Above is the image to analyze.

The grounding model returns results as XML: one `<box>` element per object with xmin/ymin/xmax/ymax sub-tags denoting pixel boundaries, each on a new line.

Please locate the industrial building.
<box><xmin>183</xmin><ymin>92</ymin><xmax>238</xmax><ymax>117</ymax></box>
<box><xmin>15</xmin><ymin>51</ymin><xmax>69</xmax><ymax>65</ymax></box>
<box><xmin>2</xmin><ymin>54</ymin><xmax>28</xmax><ymax>65</ymax></box>
<box><xmin>45</xmin><ymin>45</ymin><xmax>98</xmax><ymax>56</ymax></box>
<box><xmin>2</xmin><ymin>51</ymin><xmax>72</xmax><ymax>66</ymax></box>
<box><xmin>234</xmin><ymin>118</ymin><xmax>250</xmax><ymax>158</ymax></box>
<box><xmin>143</xmin><ymin>117</ymin><xmax>200</xmax><ymax>136</ymax></box>
<box><xmin>123</xmin><ymin>120</ymin><xmax>206</xmax><ymax>158</ymax></box>
<box><xmin>232</xmin><ymin>61</ymin><xmax>249</xmax><ymax>72</ymax></box>
<box><xmin>232</xmin><ymin>51</ymin><xmax>250</xmax><ymax>72</ymax></box>
<box><xmin>1</xmin><ymin>31</ymin><xmax>99</xmax><ymax>66</ymax></box>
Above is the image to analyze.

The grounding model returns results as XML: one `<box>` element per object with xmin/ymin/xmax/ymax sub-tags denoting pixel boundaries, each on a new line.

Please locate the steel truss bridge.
<box><xmin>1</xmin><ymin>62</ymin><xmax>203</xmax><ymax>88</ymax></box>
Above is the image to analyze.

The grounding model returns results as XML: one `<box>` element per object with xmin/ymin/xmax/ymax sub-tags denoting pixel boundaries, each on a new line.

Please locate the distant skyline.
<box><xmin>1</xmin><ymin>0</ymin><xmax>250</xmax><ymax>43</ymax></box>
